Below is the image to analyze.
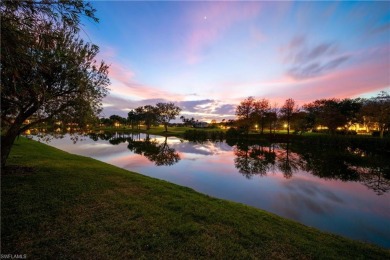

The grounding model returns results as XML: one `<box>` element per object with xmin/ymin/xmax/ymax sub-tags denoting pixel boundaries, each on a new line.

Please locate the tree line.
<box><xmin>236</xmin><ymin>91</ymin><xmax>390</xmax><ymax>138</ymax></box>
<box><xmin>101</xmin><ymin>102</ymin><xmax>181</xmax><ymax>132</ymax></box>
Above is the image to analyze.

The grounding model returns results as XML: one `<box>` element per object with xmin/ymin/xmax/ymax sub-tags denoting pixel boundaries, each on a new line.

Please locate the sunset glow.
<box><xmin>83</xmin><ymin>1</ymin><xmax>390</xmax><ymax>120</ymax></box>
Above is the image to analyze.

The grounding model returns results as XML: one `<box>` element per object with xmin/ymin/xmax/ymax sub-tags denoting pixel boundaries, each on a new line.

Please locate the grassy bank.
<box><xmin>2</xmin><ymin>138</ymin><xmax>389</xmax><ymax>259</ymax></box>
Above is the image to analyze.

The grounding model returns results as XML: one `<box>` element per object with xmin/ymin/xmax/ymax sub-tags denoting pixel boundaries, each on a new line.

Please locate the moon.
<box><xmin>204</xmin><ymin>16</ymin><xmax>207</xmax><ymax>20</ymax></box>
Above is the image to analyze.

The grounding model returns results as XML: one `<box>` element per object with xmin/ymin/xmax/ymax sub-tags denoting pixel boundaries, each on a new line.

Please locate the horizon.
<box><xmin>81</xmin><ymin>1</ymin><xmax>390</xmax><ymax>121</ymax></box>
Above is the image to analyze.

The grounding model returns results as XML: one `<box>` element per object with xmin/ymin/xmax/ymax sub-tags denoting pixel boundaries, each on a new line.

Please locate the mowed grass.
<box><xmin>2</xmin><ymin>138</ymin><xmax>389</xmax><ymax>259</ymax></box>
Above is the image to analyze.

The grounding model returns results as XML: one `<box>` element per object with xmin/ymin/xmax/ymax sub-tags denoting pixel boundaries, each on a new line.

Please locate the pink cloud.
<box><xmin>195</xmin><ymin>75</ymin><xmax>298</xmax><ymax>104</ymax></box>
<box><xmin>108</xmin><ymin>62</ymin><xmax>136</xmax><ymax>84</ymax></box>
<box><xmin>110</xmin><ymin>81</ymin><xmax>185</xmax><ymax>102</ymax></box>
<box><xmin>271</xmin><ymin>57</ymin><xmax>389</xmax><ymax>105</ymax></box>
<box><xmin>184</xmin><ymin>2</ymin><xmax>261</xmax><ymax>64</ymax></box>
<box><xmin>188</xmin><ymin>47</ymin><xmax>388</xmax><ymax>108</ymax></box>
<box><xmin>104</xmin><ymin>58</ymin><xmax>186</xmax><ymax>102</ymax></box>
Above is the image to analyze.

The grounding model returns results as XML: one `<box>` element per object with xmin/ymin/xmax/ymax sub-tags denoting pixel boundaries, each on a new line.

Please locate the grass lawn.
<box><xmin>2</xmin><ymin>138</ymin><xmax>389</xmax><ymax>259</ymax></box>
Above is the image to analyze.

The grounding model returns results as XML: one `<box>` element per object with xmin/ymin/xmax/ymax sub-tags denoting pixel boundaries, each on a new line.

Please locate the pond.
<box><xmin>35</xmin><ymin>132</ymin><xmax>390</xmax><ymax>248</ymax></box>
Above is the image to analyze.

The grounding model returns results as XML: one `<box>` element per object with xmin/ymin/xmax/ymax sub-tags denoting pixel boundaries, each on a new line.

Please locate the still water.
<box><xmin>38</xmin><ymin>133</ymin><xmax>390</xmax><ymax>248</ymax></box>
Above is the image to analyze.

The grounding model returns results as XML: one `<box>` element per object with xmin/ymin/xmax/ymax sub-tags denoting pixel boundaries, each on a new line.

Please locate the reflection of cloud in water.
<box><xmin>273</xmin><ymin>178</ymin><xmax>345</xmax><ymax>220</ymax></box>
<box><xmin>166</xmin><ymin>137</ymin><xmax>184</xmax><ymax>145</ymax></box>
<box><xmin>110</xmin><ymin>153</ymin><xmax>152</xmax><ymax>169</ymax></box>
<box><xmin>172</xmin><ymin>141</ymin><xmax>233</xmax><ymax>156</ymax></box>
<box><xmin>78</xmin><ymin>143</ymin><xmax>114</xmax><ymax>149</ymax></box>
<box><xmin>284</xmin><ymin>179</ymin><xmax>344</xmax><ymax>204</ymax></box>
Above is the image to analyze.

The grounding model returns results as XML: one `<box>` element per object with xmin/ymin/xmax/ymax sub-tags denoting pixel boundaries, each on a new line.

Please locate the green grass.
<box><xmin>2</xmin><ymin>138</ymin><xmax>389</xmax><ymax>259</ymax></box>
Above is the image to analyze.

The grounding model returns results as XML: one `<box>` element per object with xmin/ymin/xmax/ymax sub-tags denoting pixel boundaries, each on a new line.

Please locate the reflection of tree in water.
<box><xmin>232</xmin><ymin>139</ymin><xmax>390</xmax><ymax>195</ymax></box>
<box><xmin>89</xmin><ymin>132</ymin><xmax>130</xmax><ymax>144</ymax></box>
<box><xmin>88</xmin><ymin>132</ymin><xmax>180</xmax><ymax>166</ymax></box>
<box><xmin>234</xmin><ymin>142</ymin><xmax>276</xmax><ymax>179</ymax></box>
<box><xmin>291</xmin><ymin>143</ymin><xmax>390</xmax><ymax>195</ymax></box>
<box><xmin>344</xmin><ymin>147</ymin><xmax>390</xmax><ymax>195</ymax></box>
<box><xmin>293</xmin><ymin>144</ymin><xmax>360</xmax><ymax>181</ymax></box>
<box><xmin>234</xmin><ymin>142</ymin><xmax>302</xmax><ymax>179</ymax></box>
<box><xmin>275</xmin><ymin>143</ymin><xmax>303</xmax><ymax>179</ymax></box>
<box><xmin>127</xmin><ymin>135</ymin><xmax>180</xmax><ymax>166</ymax></box>
<box><xmin>349</xmin><ymin>166</ymin><xmax>390</xmax><ymax>196</ymax></box>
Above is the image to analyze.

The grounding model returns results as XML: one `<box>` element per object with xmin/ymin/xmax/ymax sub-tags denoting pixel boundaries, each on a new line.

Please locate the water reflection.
<box><xmin>127</xmin><ymin>135</ymin><xmax>180</xmax><ymax>166</ymax></box>
<box><xmin>36</xmin><ymin>133</ymin><xmax>390</xmax><ymax>247</ymax></box>
<box><xmin>231</xmin><ymin>140</ymin><xmax>390</xmax><ymax>196</ymax></box>
<box><xmin>233</xmin><ymin>142</ymin><xmax>276</xmax><ymax>178</ymax></box>
<box><xmin>86</xmin><ymin>133</ymin><xmax>390</xmax><ymax>196</ymax></box>
<box><xmin>89</xmin><ymin>133</ymin><xmax>180</xmax><ymax>166</ymax></box>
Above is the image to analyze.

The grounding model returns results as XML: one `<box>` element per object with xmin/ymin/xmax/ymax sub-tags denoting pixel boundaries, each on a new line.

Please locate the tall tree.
<box><xmin>156</xmin><ymin>102</ymin><xmax>182</xmax><ymax>132</ymax></box>
<box><xmin>311</xmin><ymin>99</ymin><xmax>343</xmax><ymax>134</ymax></box>
<box><xmin>253</xmin><ymin>99</ymin><xmax>271</xmax><ymax>134</ymax></box>
<box><xmin>1</xmin><ymin>0</ymin><xmax>109</xmax><ymax>167</ymax></box>
<box><xmin>361</xmin><ymin>91</ymin><xmax>390</xmax><ymax>138</ymax></box>
<box><xmin>127</xmin><ymin>110</ymin><xmax>136</xmax><ymax>130</ymax></box>
<box><xmin>143</xmin><ymin>105</ymin><xmax>159</xmax><ymax>130</ymax></box>
<box><xmin>280</xmin><ymin>98</ymin><xmax>299</xmax><ymax>135</ymax></box>
<box><xmin>339</xmin><ymin>98</ymin><xmax>362</xmax><ymax>130</ymax></box>
<box><xmin>134</xmin><ymin>107</ymin><xmax>146</xmax><ymax>129</ymax></box>
<box><xmin>303</xmin><ymin>98</ymin><xmax>361</xmax><ymax>134</ymax></box>
<box><xmin>180</xmin><ymin>116</ymin><xmax>196</xmax><ymax>127</ymax></box>
<box><xmin>292</xmin><ymin>111</ymin><xmax>310</xmax><ymax>134</ymax></box>
<box><xmin>109</xmin><ymin>115</ymin><xmax>126</xmax><ymax>127</ymax></box>
<box><xmin>235</xmin><ymin>97</ymin><xmax>256</xmax><ymax>134</ymax></box>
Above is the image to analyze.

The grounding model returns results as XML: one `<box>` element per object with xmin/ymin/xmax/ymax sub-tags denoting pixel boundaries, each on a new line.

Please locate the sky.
<box><xmin>81</xmin><ymin>1</ymin><xmax>390</xmax><ymax>121</ymax></box>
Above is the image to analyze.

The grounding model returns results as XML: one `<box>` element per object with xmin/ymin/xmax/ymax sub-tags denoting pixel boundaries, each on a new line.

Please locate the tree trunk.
<box><xmin>1</xmin><ymin>124</ymin><xmax>22</xmax><ymax>168</ymax></box>
<box><xmin>287</xmin><ymin>117</ymin><xmax>290</xmax><ymax>135</ymax></box>
<box><xmin>380</xmin><ymin>125</ymin><xmax>384</xmax><ymax>138</ymax></box>
<box><xmin>164</xmin><ymin>123</ymin><xmax>168</xmax><ymax>132</ymax></box>
<box><xmin>1</xmin><ymin>104</ymin><xmax>38</xmax><ymax>168</ymax></box>
<box><xmin>261</xmin><ymin>118</ymin><xmax>265</xmax><ymax>134</ymax></box>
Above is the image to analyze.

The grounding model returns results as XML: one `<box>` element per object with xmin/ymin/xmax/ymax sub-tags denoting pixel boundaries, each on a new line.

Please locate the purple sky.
<box><xmin>82</xmin><ymin>1</ymin><xmax>390</xmax><ymax>121</ymax></box>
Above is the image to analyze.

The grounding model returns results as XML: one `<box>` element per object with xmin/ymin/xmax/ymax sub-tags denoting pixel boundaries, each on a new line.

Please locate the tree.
<box><xmin>156</xmin><ymin>102</ymin><xmax>181</xmax><ymax>132</ymax></box>
<box><xmin>253</xmin><ymin>99</ymin><xmax>270</xmax><ymax>134</ymax></box>
<box><xmin>292</xmin><ymin>111</ymin><xmax>310</xmax><ymax>134</ymax></box>
<box><xmin>361</xmin><ymin>91</ymin><xmax>390</xmax><ymax>138</ymax></box>
<box><xmin>303</xmin><ymin>98</ymin><xmax>362</xmax><ymax>134</ymax></box>
<box><xmin>235</xmin><ymin>97</ymin><xmax>256</xmax><ymax>134</ymax></box>
<box><xmin>127</xmin><ymin>110</ymin><xmax>137</xmax><ymax>130</ymax></box>
<box><xmin>1</xmin><ymin>1</ymin><xmax>109</xmax><ymax>167</ymax></box>
<box><xmin>143</xmin><ymin>105</ymin><xmax>159</xmax><ymax>130</ymax></box>
<box><xmin>267</xmin><ymin>103</ymin><xmax>279</xmax><ymax>134</ymax></box>
<box><xmin>100</xmin><ymin>117</ymin><xmax>111</xmax><ymax>126</ymax></box>
<box><xmin>134</xmin><ymin>107</ymin><xmax>146</xmax><ymax>129</ymax></box>
<box><xmin>109</xmin><ymin>115</ymin><xmax>126</xmax><ymax>127</ymax></box>
<box><xmin>180</xmin><ymin>116</ymin><xmax>196</xmax><ymax>127</ymax></box>
<box><xmin>280</xmin><ymin>98</ymin><xmax>299</xmax><ymax>135</ymax></box>
<box><xmin>339</xmin><ymin>98</ymin><xmax>362</xmax><ymax>130</ymax></box>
